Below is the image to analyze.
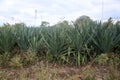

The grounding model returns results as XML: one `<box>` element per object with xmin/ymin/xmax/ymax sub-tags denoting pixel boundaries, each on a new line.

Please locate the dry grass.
<box><xmin>0</xmin><ymin>61</ymin><xmax>120</xmax><ymax>80</ymax></box>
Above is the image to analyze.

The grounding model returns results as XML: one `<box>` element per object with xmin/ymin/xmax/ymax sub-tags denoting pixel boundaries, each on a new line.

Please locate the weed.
<box><xmin>22</xmin><ymin>49</ymin><xmax>38</xmax><ymax>66</ymax></box>
<box><xmin>0</xmin><ymin>52</ymin><xmax>10</xmax><ymax>67</ymax></box>
<box><xmin>9</xmin><ymin>55</ymin><xmax>22</xmax><ymax>68</ymax></box>
<box><xmin>96</xmin><ymin>53</ymin><xmax>109</xmax><ymax>65</ymax></box>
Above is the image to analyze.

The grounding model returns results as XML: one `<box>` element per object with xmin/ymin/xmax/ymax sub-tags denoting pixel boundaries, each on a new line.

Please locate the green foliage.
<box><xmin>0</xmin><ymin>20</ymin><xmax>120</xmax><ymax>79</ymax></box>
<box><xmin>68</xmin><ymin>26</ymin><xmax>92</xmax><ymax>52</ymax></box>
<box><xmin>42</xmin><ymin>27</ymin><xmax>69</xmax><ymax>57</ymax></box>
<box><xmin>27</xmin><ymin>27</ymin><xmax>43</xmax><ymax>52</ymax></box>
<box><xmin>14</xmin><ymin>27</ymin><xmax>30</xmax><ymax>51</ymax></box>
<box><xmin>74</xmin><ymin>15</ymin><xmax>94</xmax><ymax>27</ymax></box>
<box><xmin>92</xmin><ymin>24</ymin><xmax>120</xmax><ymax>53</ymax></box>
<box><xmin>0</xmin><ymin>27</ymin><xmax>15</xmax><ymax>53</ymax></box>
<box><xmin>0</xmin><ymin>20</ymin><xmax>120</xmax><ymax>66</ymax></box>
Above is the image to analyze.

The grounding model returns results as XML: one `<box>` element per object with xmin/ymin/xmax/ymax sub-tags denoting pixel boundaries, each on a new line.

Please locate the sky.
<box><xmin>0</xmin><ymin>0</ymin><xmax>120</xmax><ymax>26</ymax></box>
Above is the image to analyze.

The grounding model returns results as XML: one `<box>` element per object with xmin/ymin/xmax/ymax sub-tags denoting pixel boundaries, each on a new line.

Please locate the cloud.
<box><xmin>0</xmin><ymin>0</ymin><xmax>120</xmax><ymax>25</ymax></box>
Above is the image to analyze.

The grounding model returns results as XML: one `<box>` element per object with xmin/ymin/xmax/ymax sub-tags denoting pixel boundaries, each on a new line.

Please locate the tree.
<box><xmin>13</xmin><ymin>23</ymin><xmax>26</xmax><ymax>27</ymax></box>
<box><xmin>63</xmin><ymin>20</ymin><xmax>69</xmax><ymax>26</ymax></box>
<box><xmin>3</xmin><ymin>23</ymin><xmax>11</xmax><ymax>27</ymax></box>
<box><xmin>74</xmin><ymin>15</ymin><xmax>93</xmax><ymax>27</ymax></box>
<box><xmin>107</xmin><ymin>17</ymin><xmax>113</xmax><ymax>27</ymax></box>
<box><xmin>116</xmin><ymin>20</ymin><xmax>120</xmax><ymax>26</ymax></box>
<box><xmin>53</xmin><ymin>20</ymin><xmax>70</xmax><ymax>27</ymax></box>
<box><xmin>40</xmin><ymin>21</ymin><xmax>49</xmax><ymax>27</ymax></box>
<box><xmin>103</xmin><ymin>17</ymin><xmax>113</xmax><ymax>27</ymax></box>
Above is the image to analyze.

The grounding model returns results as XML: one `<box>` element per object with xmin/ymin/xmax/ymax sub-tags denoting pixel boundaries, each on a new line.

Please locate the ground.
<box><xmin>0</xmin><ymin>61</ymin><xmax>120</xmax><ymax>80</ymax></box>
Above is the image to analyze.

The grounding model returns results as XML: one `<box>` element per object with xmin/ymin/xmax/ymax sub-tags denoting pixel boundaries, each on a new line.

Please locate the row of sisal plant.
<box><xmin>0</xmin><ymin>23</ymin><xmax>120</xmax><ymax>65</ymax></box>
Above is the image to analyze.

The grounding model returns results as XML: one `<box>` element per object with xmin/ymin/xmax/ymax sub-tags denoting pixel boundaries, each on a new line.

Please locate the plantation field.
<box><xmin>0</xmin><ymin>21</ymin><xmax>120</xmax><ymax>80</ymax></box>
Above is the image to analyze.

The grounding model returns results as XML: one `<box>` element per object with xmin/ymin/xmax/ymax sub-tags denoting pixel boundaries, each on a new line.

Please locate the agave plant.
<box><xmin>0</xmin><ymin>26</ymin><xmax>15</xmax><ymax>53</ymax></box>
<box><xmin>27</xmin><ymin>27</ymin><xmax>43</xmax><ymax>52</ymax></box>
<box><xmin>14</xmin><ymin>26</ymin><xmax>30</xmax><ymax>51</ymax></box>
<box><xmin>42</xmin><ymin>26</ymin><xmax>70</xmax><ymax>57</ymax></box>
<box><xmin>64</xmin><ymin>24</ymin><xmax>94</xmax><ymax>65</ymax></box>
<box><xmin>92</xmin><ymin>23</ymin><xmax>120</xmax><ymax>53</ymax></box>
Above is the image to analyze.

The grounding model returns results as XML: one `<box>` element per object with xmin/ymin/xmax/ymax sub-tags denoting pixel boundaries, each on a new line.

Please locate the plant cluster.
<box><xmin>0</xmin><ymin>21</ymin><xmax>120</xmax><ymax>66</ymax></box>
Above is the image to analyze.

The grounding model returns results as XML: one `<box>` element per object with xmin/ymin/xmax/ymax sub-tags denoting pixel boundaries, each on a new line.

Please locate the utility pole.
<box><xmin>34</xmin><ymin>9</ymin><xmax>37</xmax><ymax>26</ymax></box>
<box><xmin>11</xmin><ymin>17</ymin><xmax>14</xmax><ymax>24</ymax></box>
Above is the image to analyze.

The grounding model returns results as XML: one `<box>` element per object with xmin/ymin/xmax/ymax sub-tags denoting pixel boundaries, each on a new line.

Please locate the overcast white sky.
<box><xmin>0</xmin><ymin>0</ymin><xmax>120</xmax><ymax>25</ymax></box>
